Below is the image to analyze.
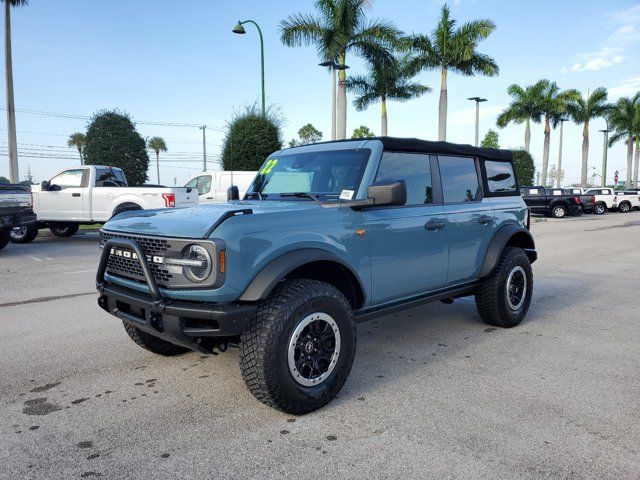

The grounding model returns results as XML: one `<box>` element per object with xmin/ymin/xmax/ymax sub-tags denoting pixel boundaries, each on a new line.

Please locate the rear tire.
<box><xmin>0</xmin><ymin>229</ymin><xmax>10</xmax><ymax>250</ymax></box>
<box><xmin>49</xmin><ymin>223</ymin><xmax>79</xmax><ymax>237</ymax></box>
<box><xmin>240</xmin><ymin>279</ymin><xmax>356</xmax><ymax>414</ymax></box>
<box><xmin>618</xmin><ymin>202</ymin><xmax>631</xmax><ymax>213</ymax></box>
<box><xmin>552</xmin><ymin>205</ymin><xmax>566</xmax><ymax>218</ymax></box>
<box><xmin>476</xmin><ymin>247</ymin><xmax>533</xmax><ymax>328</ymax></box>
<box><xmin>10</xmin><ymin>223</ymin><xmax>39</xmax><ymax>243</ymax></box>
<box><xmin>122</xmin><ymin>322</ymin><xmax>189</xmax><ymax>356</ymax></box>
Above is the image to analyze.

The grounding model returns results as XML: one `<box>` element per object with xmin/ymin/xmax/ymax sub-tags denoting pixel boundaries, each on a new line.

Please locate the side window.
<box><xmin>49</xmin><ymin>169</ymin><xmax>86</xmax><ymax>189</ymax></box>
<box><xmin>485</xmin><ymin>160</ymin><xmax>517</xmax><ymax>193</ymax></box>
<box><xmin>438</xmin><ymin>156</ymin><xmax>480</xmax><ymax>203</ymax></box>
<box><xmin>374</xmin><ymin>152</ymin><xmax>432</xmax><ymax>205</ymax></box>
<box><xmin>198</xmin><ymin>175</ymin><xmax>212</xmax><ymax>195</ymax></box>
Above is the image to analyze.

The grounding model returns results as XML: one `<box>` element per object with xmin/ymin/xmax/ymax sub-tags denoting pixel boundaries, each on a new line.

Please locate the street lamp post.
<box><xmin>318</xmin><ymin>61</ymin><xmax>349</xmax><ymax>141</ymax></box>
<box><xmin>599</xmin><ymin>121</ymin><xmax>611</xmax><ymax>188</ymax></box>
<box><xmin>467</xmin><ymin>97</ymin><xmax>487</xmax><ymax>147</ymax></box>
<box><xmin>557</xmin><ymin>117</ymin><xmax>569</xmax><ymax>188</ymax></box>
<box><xmin>233</xmin><ymin>20</ymin><xmax>265</xmax><ymax>116</ymax></box>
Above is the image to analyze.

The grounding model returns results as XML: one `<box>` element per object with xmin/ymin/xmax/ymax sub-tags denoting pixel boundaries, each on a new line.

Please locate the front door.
<box><xmin>365</xmin><ymin>152</ymin><xmax>448</xmax><ymax>305</ymax></box>
<box><xmin>437</xmin><ymin>156</ymin><xmax>495</xmax><ymax>285</ymax></box>
<box><xmin>38</xmin><ymin>168</ymin><xmax>88</xmax><ymax>221</ymax></box>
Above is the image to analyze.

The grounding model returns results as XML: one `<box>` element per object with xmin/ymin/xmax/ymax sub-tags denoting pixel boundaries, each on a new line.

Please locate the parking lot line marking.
<box><xmin>63</xmin><ymin>269</ymin><xmax>95</xmax><ymax>275</ymax></box>
<box><xmin>0</xmin><ymin>291</ymin><xmax>96</xmax><ymax>309</ymax></box>
<box><xmin>27</xmin><ymin>256</ymin><xmax>43</xmax><ymax>262</ymax></box>
<box><xmin>44</xmin><ymin>257</ymin><xmax>55</xmax><ymax>261</ymax></box>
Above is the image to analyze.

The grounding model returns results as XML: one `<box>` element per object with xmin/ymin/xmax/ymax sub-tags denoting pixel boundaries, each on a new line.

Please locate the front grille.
<box><xmin>101</xmin><ymin>232</ymin><xmax>174</xmax><ymax>286</ymax></box>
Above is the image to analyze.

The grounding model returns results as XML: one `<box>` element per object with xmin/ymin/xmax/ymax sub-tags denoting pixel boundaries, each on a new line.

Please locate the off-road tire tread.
<box><xmin>239</xmin><ymin>279</ymin><xmax>355</xmax><ymax>414</ymax></box>
<box><xmin>49</xmin><ymin>223</ymin><xmax>79</xmax><ymax>237</ymax></box>
<box><xmin>122</xmin><ymin>322</ymin><xmax>189</xmax><ymax>356</ymax></box>
<box><xmin>475</xmin><ymin>247</ymin><xmax>532</xmax><ymax>328</ymax></box>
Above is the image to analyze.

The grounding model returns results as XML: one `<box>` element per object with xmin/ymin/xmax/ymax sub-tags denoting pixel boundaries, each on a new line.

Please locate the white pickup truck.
<box><xmin>569</xmin><ymin>187</ymin><xmax>640</xmax><ymax>214</ymax></box>
<box><xmin>10</xmin><ymin>165</ymin><xmax>197</xmax><ymax>243</ymax></box>
<box><xmin>184</xmin><ymin>170</ymin><xmax>256</xmax><ymax>204</ymax></box>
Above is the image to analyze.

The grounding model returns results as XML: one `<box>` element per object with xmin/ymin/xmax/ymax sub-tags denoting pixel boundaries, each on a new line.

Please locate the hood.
<box><xmin>103</xmin><ymin>201</ymin><xmax>320</xmax><ymax>238</ymax></box>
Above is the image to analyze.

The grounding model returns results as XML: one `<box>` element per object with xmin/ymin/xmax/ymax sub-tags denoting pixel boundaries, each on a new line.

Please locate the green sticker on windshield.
<box><xmin>260</xmin><ymin>158</ymin><xmax>278</xmax><ymax>175</ymax></box>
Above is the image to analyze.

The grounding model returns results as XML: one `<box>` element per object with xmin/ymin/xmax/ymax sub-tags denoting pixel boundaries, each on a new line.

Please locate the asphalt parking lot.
<box><xmin>1</xmin><ymin>215</ymin><xmax>639</xmax><ymax>479</ymax></box>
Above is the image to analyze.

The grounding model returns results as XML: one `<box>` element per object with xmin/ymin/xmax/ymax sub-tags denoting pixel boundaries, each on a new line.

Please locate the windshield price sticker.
<box><xmin>260</xmin><ymin>158</ymin><xmax>279</xmax><ymax>175</ymax></box>
<box><xmin>340</xmin><ymin>189</ymin><xmax>354</xmax><ymax>200</ymax></box>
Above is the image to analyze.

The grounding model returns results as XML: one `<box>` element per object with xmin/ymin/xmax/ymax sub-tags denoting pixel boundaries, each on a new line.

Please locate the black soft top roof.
<box><xmin>374</xmin><ymin>136</ymin><xmax>513</xmax><ymax>162</ymax></box>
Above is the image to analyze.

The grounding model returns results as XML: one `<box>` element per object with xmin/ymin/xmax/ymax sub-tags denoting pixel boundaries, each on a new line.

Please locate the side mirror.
<box><xmin>40</xmin><ymin>180</ymin><xmax>50</xmax><ymax>191</ymax></box>
<box><xmin>227</xmin><ymin>185</ymin><xmax>240</xmax><ymax>201</ymax></box>
<box><xmin>367</xmin><ymin>180</ymin><xmax>406</xmax><ymax>207</ymax></box>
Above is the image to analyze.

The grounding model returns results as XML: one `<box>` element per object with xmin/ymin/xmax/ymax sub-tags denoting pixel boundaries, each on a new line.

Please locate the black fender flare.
<box><xmin>239</xmin><ymin>248</ymin><xmax>366</xmax><ymax>303</ymax></box>
<box><xmin>478</xmin><ymin>224</ymin><xmax>537</xmax><ymax>278</ymax></box>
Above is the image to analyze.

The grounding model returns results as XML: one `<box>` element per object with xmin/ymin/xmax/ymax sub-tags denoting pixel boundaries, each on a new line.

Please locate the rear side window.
<box><xmin>485</xmin><ymin>160</ymin><xmax>517</xmax><ymax>193</ymax></box>
<box><xmin>438</xmin><ymin>156</ymin><xmax>480</xmax><ymax>203</ymax></box>
<box><xmin>375</xmin><ymin>152</ymin><xmax>432</xmax><ymax>205</ymax></box>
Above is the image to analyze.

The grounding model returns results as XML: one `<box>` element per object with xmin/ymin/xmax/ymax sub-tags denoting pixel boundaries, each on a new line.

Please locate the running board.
<box><xmin>354</xmin><ymin>282</ymin><xmax>480</xmax><ymax>323</ymax></box>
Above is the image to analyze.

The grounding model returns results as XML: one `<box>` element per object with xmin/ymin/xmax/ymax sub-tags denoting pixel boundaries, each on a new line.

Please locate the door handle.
<box><xmin>478</xmin><ymin>215</ymin><xmax>493</xmax><ymax>224</ymax></box>
<box><xmin>425</xmin><ymin>220</ymin><xmax>445</xmax><ymax>231</ymax></box>
<box><xmin>206</xmin><ymin>197</ymin><xmax>214</xmax><ymax>199</ymax></box>
<box><xmin>72</xmin><ymin>193</ymin><xmax>81</xmax><ymax>197</ymax></box>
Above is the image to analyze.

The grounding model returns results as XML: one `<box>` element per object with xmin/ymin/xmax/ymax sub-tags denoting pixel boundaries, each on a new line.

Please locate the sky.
<box><xmin>1</xmin><ymin>0</ymin><xmax>639</xmax><ymax>186</ymax></box>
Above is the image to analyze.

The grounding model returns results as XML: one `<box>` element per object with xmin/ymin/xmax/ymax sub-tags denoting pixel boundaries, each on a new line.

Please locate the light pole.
<box><xmin>233</xmin><ymin>20</ymin><xmax>265</xmax><ymax>116</ymax></box>
<box><xmin>319</xmin><ymin>61</ymin><xmax>349</xmax><ymax>141</ymax></box>
<box><xmin>468</xmin><ymin>97</ymin><xmax>487</xmax><ymax>147</ymax></box>
<box><xmin>599</xmin><ymin>121</ymin><xmax>611</xmax><ymax>187</ymax></box>
<box><xmin>199</xmin><ymin>125</ymin><xmax>207</xmax><ymax>172</ymax></box>
<box><xmin>557</xmin><ymin>117</ymin><xmax>569</xmax><ymax>188</ymax></box>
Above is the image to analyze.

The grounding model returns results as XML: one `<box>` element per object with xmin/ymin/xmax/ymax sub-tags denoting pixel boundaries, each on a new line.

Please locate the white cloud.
<box><xmin>608</xmin><ymin>76</ymin><xmax>640</xmax><ymax>99</ymax></box>
<box><xmin>569</xmin><ymin>47</ymin><xmax>624</xmax><ymax>72</ymax></box>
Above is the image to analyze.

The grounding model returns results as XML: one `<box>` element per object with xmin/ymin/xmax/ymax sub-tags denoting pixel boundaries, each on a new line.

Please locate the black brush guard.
<box><xmin>96</xmin><ymin>238</ymin><xmax>256</xmax><ymax>353</ymax></box>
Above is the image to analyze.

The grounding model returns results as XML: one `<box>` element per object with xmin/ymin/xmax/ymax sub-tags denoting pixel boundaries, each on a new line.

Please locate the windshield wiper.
<box><xmin>245</xmin><ymin>192</ymin><xmax>267</xmax><ymax>199</ymax></box>
<box><xmin>280</xmin><ymin>192</ymin><xmax>320</xmax><ymax>202</ymax></box>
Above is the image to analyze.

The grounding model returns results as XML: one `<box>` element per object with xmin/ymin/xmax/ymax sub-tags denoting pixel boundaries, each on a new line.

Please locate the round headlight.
<box><xmin>182</xmin><ymin>244</ymin><xmax>212</xmax><ymax>283</ymax></box>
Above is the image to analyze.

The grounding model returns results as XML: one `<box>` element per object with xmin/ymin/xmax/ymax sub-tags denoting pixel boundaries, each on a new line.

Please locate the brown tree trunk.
<box><xmin>524</xmin><ymin>118</ymin><xmax>531</xmax><ymax>152</ymax></box>
<box><xmin>336</xmin><ymin>50</ymin><xmax>347</xmax><ymax>140</ymax></box>
<box><xmin>438</xmin><ymin>67</ymin><xmax>447</xmax><ymax>141</ymax></box>
<box><xmin>633</xmin><ymin>137</ymin><xmax>639</xmax><ymax>188</ymax></box>
<box><xmin>381</xmin><ymin>96</ymin><xmax>387</xmax><ymax>136</ymax></box>
<box><xmin>580</xmin><ymin>121</ymin><xmax>589</xmax><ymax>187</ymax></box>
<box><xmin>626</xmin><ymin>134</ymin><xmax>633</xmax><ymax>189</ymax></box>
<box><xmin>541</xmin><ymin>115</ymin><xmax>551</xmax><ymax>186</ymax></box>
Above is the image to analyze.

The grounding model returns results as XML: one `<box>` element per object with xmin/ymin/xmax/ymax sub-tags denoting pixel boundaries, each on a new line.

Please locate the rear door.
<box><xmin>38</xmin><ymin>168</ymin><xmax>88</xmax><ymax>221</ymax></box>
<box><xmin>438</xmin><ymin>155</ymin><xmax>495</xmax><ymax>286</ymax></box>
<box><xmin>365</xmin><ymin>151</ymin><xmax>448</xmax><ymax>304</ymax></box>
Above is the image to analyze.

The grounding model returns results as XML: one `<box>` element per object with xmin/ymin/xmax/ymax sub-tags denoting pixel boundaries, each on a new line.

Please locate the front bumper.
<box><xmin>96</xmin><ymin>237</ymin><xmax>256</xmax><ymax>353</ymax></box>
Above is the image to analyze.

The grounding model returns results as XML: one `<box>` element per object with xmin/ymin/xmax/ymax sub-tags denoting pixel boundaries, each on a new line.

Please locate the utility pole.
<box><xmin>5</xmin><ymin>1</ymin><xmax>19</xmax><ymax>183</ymax></box>
<box><xmin>599</xmin><ymin>122</ymin><xmax>611</xmax><ymax>187</ymax></box>
<box><xmin>199</xmin><ymin>125</ymin><xmax>207</xmax><ymax>172</ymax></box>
<box><xmin>468</xmin><ymin>97</ymin><xmax>487</xmax><ymax>147</ymax></box>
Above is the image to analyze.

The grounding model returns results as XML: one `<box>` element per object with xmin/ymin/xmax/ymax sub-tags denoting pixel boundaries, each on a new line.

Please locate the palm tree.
<box><xmin>147</xmin><ymin>137</ymin><xmax>167</xmax><ymax>184</ymax></box>
<box><xmin>496</xmin><ymin>81</ymin><xmax>546</xmax><ymax>152</ymax></box>
<box><xmin>2</xmin><ymin>0</ymin><xmax>28</xmax><ymax>183</ymax></box>
<box><xmin>632</xmin><ymin>105</ymin><xmax>640</xmax><ymax>188</ymax></box>
<box><xmin>566</xmin><ymin>88</ymin><xmax>610</xmax><ymax>187</ymax></box>
<box><xmin>407</xmin><ymin>4</ymin><xmax>498</xmax><ymax>141</ymax></box>
<box><xmin>280</xmin><ymin>0</ymin><xmax>400</xmax><ymax>140</ymax></box>
<box><xmin>346</xmin><ymin>56</ymin><xmax>430</xmax><ymax>136</ymax></box>
<box><xmin>609</xmin><ymin>94</ymin><xmax>640</xmax><ymax>189</ymax></box>
<box><xmin>67</xmin><ymin>132</ymin><xmax>86</xmax><ymax>165</ymax></box>
<box><xmin>537</xmin><ymin>80</ymin><xmax>579</xmax><ymax>186</ymax></box>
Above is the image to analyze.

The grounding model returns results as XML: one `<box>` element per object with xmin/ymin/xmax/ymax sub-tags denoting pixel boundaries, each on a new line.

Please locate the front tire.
<box><xmin>10</xmin><ymin>223</ymin><xmax>39</xmax><ymax>243</ymax></box>
<box><xmin>240</xmin><ymin>279</ymin><xmax>356</xmax><ymax>415</ymax></box>
<box><xmin>122</xmin><ymin>322</ymin><xmax>189</xmax><ymax>356</ymax></box>
<box><xmin>594</xmin><ymin>203</ymin><xmax>606</xmax><ymax>215</ymax></box>
<box><xmin>476</xmin><ymin>247</ymin><xmax>533</xmax><ymax>328</ymax></box>
<box><xmin>49</xmin><ymin>223</ymin><xmax>79</xmax><ymax>237</ymax></box>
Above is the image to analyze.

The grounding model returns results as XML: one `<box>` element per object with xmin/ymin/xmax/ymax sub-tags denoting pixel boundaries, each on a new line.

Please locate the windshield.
<box><xmin>245</xmin><ymin>149</ymin><xmax>370</xmax><ymax>200</ymax></box>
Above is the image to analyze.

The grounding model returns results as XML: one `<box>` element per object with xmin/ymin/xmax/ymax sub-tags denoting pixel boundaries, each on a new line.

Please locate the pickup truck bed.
<box><xmin>0</xmin><ymin>184</ymin><xmax>37</xmax><ymax>250</ymax></box>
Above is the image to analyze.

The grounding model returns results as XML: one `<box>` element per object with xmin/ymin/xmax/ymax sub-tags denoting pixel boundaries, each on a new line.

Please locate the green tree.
<box><xmin>566</xmin><ymin>88</ymin><xmax>610</xmax><ymax>187</ymax></box>
<box><xmin>511</xmin><ymin>149</ymin><xmax>535</xmax><ymax>186</ymax></box>
<box><xmin>496</xmin><ymin>81</ymin><xmax>546</xmax><ymax>152</ymax></box>
<box><xmin>408</xmin><ymin>4</ymin><xmax>498</xmax><ymax>141</ymax></box>
<box><xmin>147</xmin><ymin>136</ymin><xmax>167</xmax><ymax>184</ymax></box>
<box><xmin>536</xmin><ymin>80</ymin><xmax>580</xmax><ymax>186</ymax></box>
<box><xmin>280</xmin><ymin>0</ymin><xmax>400</xmax><ymax>140</ymax></box>
<box><xmin>289</xmin><ymin>123</ymin><xmax>323</xmax><ymax>147</ymax></box>
<box><xmin>480</xmin><ymin>129</ymin><xmax>499</xmax><ymax>149</ymax></box>
<box><xmin>221</xmin><ymin>105</ymin><xmax>283</xmax><ymax>171</ymax></box>
<box><xmin>0</xmin><ymin>176</ymin><xmax>9</xmax><ymax>184</ymax></box>
<box><xmin>67</xmin><ymin>132</ymin><xmax>86</xmax><ymax>165</ymax></box>
<box><xmin>2</xmin><ymin>0</ymin><xmax>28</xmax><ymax>183</ymax></box>
<box><xmin>609</xmin><ymin>93</ymin><xmax>640</xmax><ymax>189</ymax></box>
<box><xmin>352</xmin><ymin>125</ymin><xmax>374</xmax><ymax>138</ymax></box>
<box><xmin>347</xmin><ymin>55</ymin><xmax>430</xmax><ymax>136</ymax></box>
<box><xmin>83</xmin><ymin>110</ymin><xmax>149</xmax><ymax>186</ymax></box>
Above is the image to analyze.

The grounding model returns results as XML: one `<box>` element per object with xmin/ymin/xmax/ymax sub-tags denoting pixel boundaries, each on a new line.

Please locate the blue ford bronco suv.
<box><xmin>97</xmin><ymin>137</ymin><xmax>536</xmax><ymax>414</ymax></box>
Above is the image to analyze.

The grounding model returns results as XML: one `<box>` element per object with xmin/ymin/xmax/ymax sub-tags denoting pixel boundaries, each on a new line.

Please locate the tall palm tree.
<box><xmin>566</xmin><ymin>88</ymin><xmax>610</xmax><ymax>187</ymax></box>
<box><xmin>147</xmin><ymin>137</ymin><xmax>167</xmax><ymax>184</ymax></box>
<box><xmin>537</xmin><ymin>80</ymin><xmax>579</xmax><ymax>186</ymax></box>
<box><xmin>407</xmin><ymin>4</ymin><xmax>498</xmax><ymax>141</ymax></box>
<box><xmin>2</xmin><ymin>0</ymin><xmax>28</xmax><ymax>183</ymax></box>
<box><xmin>280</xmin><ymin>0</ymin><xmax>400</xmax><ymax>140</ymax></box>
<box><xmin>609</xmin><ymin>94</ymin><xmax>640</xmax><ymax>189</ymax></box>
<box><xmin>346</xmin><ymin>56</ymin><xmax>430</xmax><ymax>136</ymax></box>
<box><xmin>496</xmin><ymin>81</ymin><xmax>546</xmax><ymax>152</ymax></box>
<box><xmin>67</xmin><ymin>132</ymin><xmax>86</xmax><ymax>165</ymax></box>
